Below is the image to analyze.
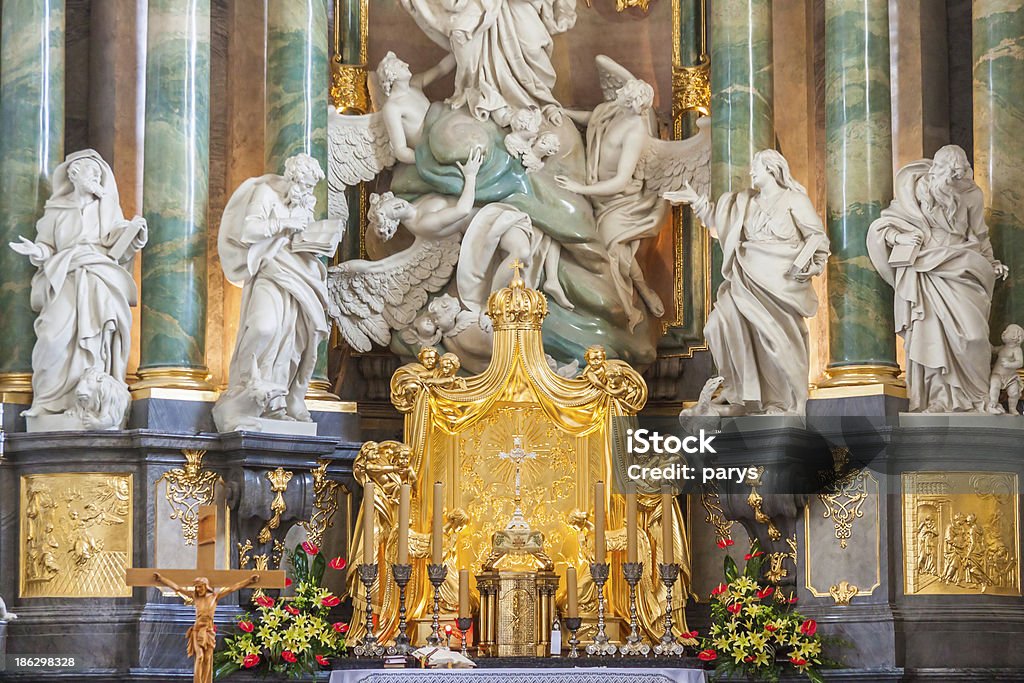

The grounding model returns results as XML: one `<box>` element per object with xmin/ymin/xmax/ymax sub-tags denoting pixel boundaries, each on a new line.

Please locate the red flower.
<box><xmin>681</xmin><ymin>630</ymin><xmax>698</xmax><ymax>639</ymax></box>
<box><xmin>710</xmin><ymin>582</ymin><xmax>728</xmax><ymax>597</ymax></box>
<box><xmin>242</xmin><ymin>654</ymin><xmax>260</xmax><ymax>669</ymax></box>
<box><xmin>321</xmin><ymin>595</ymin><xmax>341</xmax><ymax>607</ymax></box>
<box><xmin>329</xmin><ymin>557</ymin><xmax>348</xmax><ymax>570</ymax></box>
<box><xmin>790</xmin><ymin>657</ymin><xmax>808</xmax><ymax>666</ymax></box>
<box><xmin>284</xmin><ymin>605</ymin><xmax>300</xmax><ymax>616</ymax></box>
<box><xmin>799</xmin><ymin>619</ymin><xmax>817</xmax><ymax>636</ymax></box>
<box><xmin>789</xmin><ymin>596</ymin><xmax>799</xmax><ymax>604</ymax></box>
<box><xmin>285</xmin><ymin>578</ymin><xmax>293</xmax><ymax>587</ymax></box>
<box><xmin>716</xmin><ymin>538</ymin><xmax>735</xmax><ymax>549</ymax></box>
<box><xmin>238</xmin><ymin>620</ymin><xmax>254</xmax><ymax>633</ymax></box>
<box><xmin>727</xmin><ymin>603</ymin><xmax>743</xmax><ymax>615</ymax></box>
<box><xmin>333</xmin><ymin>622</ymin><xmax>349</xmax><ymax>634</ymax></box>
<box><xmin>316</xmin><ymin>655</ymin><xmax>330</xmax><ymax>666</ymax></box>
<box><xmin>744</xmin><ymin>551</ymin><xmax>765</xmax><ymax>560</ymax></box>
<box><xmin>756</xmin><ymin>587</ymin><xmax>775</xmax><ymax>600</ymax></box>
<box><xmin>744</xmin><ymin>655</ymin><xmax>755</xmax><ymax>663</ymax></box>
<box><xmin>764</xmin><ymin>624</ymin><xmax>778</xmax><ymax>632</ymax></box>
<box><xmin>255</xmin><ymin>595</ymin><xmax>275</xmax><ymax>608</ymax></box>
<box><xmin>698</xmin><ymin>649</ymin><xmax>717</xmax><ymax>661</ymax></box>
<box><xmin>281</xmin><ymin>650</ymin><xmax>298</xmax><ymax>664</ymax></box>
<box><xmin>302</xmin><ymin>541</ymin><xmax>319</xmax><ymax>555</ymax></box>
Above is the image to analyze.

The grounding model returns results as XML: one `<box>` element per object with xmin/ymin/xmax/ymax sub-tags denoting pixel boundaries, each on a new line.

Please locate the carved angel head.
<box><xmin>615</xmin><ymin>79</ymin><xmax>654</xmax><ymax>115</ymax></box>
<box><xmin>438</xmin><ymin>353</ymin><xmax>461</xmax><ymax>377</ymax></box>
<box><xmin>368</xmin><ymin>191</ymin><xmax>409</xmax><ymax>241</ymax></box>
<box><xmin>376</xmin><ymin>51</ymin><xmax>411</xmax><ymax>96</ymax></box>
<box><xmin>584</xmin><ymin>345</ymin><xmax>607</xmax><ymax>368</ymax></box>
<box><xmin>509</xmin><ymin>107</ymin><xmax>542</xmax><ymax>135</ymax></box>
<box><xmin>1002</xmin><ymin>324</ymin><xmax>1024</xmax><ymax>345</ymax></box>
<box><xmin>533</xmin><ymin>132</ymin><xmax>560</xmax><ymax>159</ymax></box>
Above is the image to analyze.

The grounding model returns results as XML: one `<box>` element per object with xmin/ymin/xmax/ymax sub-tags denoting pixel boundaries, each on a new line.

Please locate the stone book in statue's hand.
<box><xmin>290</xmin><ymin>220</ymin><xmax>342</xmax><ymax>256</ymax></box>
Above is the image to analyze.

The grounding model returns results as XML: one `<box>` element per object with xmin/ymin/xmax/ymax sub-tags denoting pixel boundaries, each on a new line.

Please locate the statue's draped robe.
<box><xmin>400</xmin><ymin>0</ymin><xmax>577</xmax><ymax>120</ymax></box>
<box><xmin>867</xmin><ymin>162</ymin><xmax>998</xmax><ymax>412</ymax></box>
<box><xmin>706</xmin><ymin>189</ymin><xmax>828</xmax><ymax>413</ymax></box>
<box><xmin>25</xmin><ymin>152</ymin><xmax>136</xmax><ymax>417</ymax></box>
<box><xmin>218</xmin><ymin>176</ymin><xmax>330</xmax><ymax>414</ymax></box>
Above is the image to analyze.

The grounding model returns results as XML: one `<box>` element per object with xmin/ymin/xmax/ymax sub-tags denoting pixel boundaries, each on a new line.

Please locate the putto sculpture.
<box><xmin>867</xmin><ymin>145</ymin><xmax>1009</xmax><ymax>413</ymax></box>
<box><xmin>213</xmin><ymin>153</ymin><xmax>342</xmax><ymax>434</ymax></box>
<box><xmin>987</xmin><ymin>324</ymin><xmax>1023</xmax><ymax>415</ymax></box>
<box><xmin>9</xmin><ymin>149</ymin><xmax>145</xmax><ymax>431</ymax></box>
<box><xmin>667</xmin><ymin>149</ymin><xmax>830</xmax><ymax>416</ymax></box>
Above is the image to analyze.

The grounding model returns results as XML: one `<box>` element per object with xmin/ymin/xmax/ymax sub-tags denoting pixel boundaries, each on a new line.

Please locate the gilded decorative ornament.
<box><xmin>672</xmin><ymin>61</ymin><xmax>711</xmax><ymax>118</ymax></box>
<box><xmin>585</xmin><ymin>0</ymin><xmax>653</xmax><ymax>11</ymax></box>
<box><xmin>237</xmin><ymin>540</ymin><xmax>253</xmax><ymax>569</ymax></box>
<box><xmin>330</xmin><ymin>61</ymin><xmax>370</xmax><ymax>115</ymax></box>
<box><xmin>829</xmin><ymin>580</ymin><xmax>858</xmax><ymax>606</ymax></box>
<box><xmin>159</xmin><ymin>449</ymin><xmax>221</xmax><ymax>546</ymax></box>
<box><xmin>257</xmin><ymin>468</ymin><xmax>294</xmax><ymax>545</ymax></box>
<box><xmin>747</xmin><ymin>467</ymin><xmax>782</xmax><ymax>541</ymax></box>
<box><xmin>486</xmin><ymin>260</ymin><xmax>548</xmax><ymax>329</ymax></box>
<box><xmin>765</xmin><ymin>536</ymin><xmax>798</xmax><ymax>585</ymax></box>
<box><xmin>301</xmin><ymin>460</ymin><xmax>341</xmax><ymax>547</ymax></box>
<box><xmin>700</xmin><ymin>484</ymin><xmax>735</xmax><ymax>543</ymax></box>
<box><xmin>819</xmin><ymin>448</ymin><xmax>869</xmax><ymax>550</ymax></box>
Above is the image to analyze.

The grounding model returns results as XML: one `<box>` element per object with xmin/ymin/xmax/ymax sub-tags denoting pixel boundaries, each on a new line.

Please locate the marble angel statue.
<box><xmin>327</xmin><ymin>51</ymin><xmax>454</xmax><ymax>218</ymax></box>
<box><xmin>556</xmin><ymin>55</ymin><xmax>710</xmax><ymax>331</ymax></box>
<box><xmin>327</xmin><ymin>147</ymin><xmax>484</xmax><ymax>352</ymax></box>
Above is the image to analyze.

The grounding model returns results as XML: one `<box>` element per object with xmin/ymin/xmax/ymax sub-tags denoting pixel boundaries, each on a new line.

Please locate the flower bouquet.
<box><xmin>698</xmin><ymin>540</ymin><xmax>832</xmax><ymax>682</ymax></box>
<box><xmin>214</xmin><ymin>542</ymin><xmax>349</xmax><ymax>679</ymax></box>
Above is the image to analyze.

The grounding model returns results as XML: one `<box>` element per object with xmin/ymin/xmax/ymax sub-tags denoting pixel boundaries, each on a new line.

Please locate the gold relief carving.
<box><xmin>829</xmin><ymin>580</ymin><xmax>858</xmax><ymax>606</ymax></box>
<box><xmin>159</xmin><ymin>450</ymin><xmax>221</xmax><ymax>546</ymax></box>
<box><xmin>747</xmin><ymin>467</ymin><xmax>781</xmax><ymax>541</ymax></box>
<box><xmin>585</xmin><ymin>0</ymin><xmax>653</xmax><ymax>12</ymax></box>
<box><xmin>903</xmin><ymin>472</ymin><xmax>1020</xmax><ymax>596</ymax></box>
<box><xmin>330</xmin><ymin>62</ymin><xmax>370</xmax><ymax>115</ymax></box>
<box><xmin>20</xmin><ymin>473</ymin><xmax>133</xmax><ymax>598</ymax></box>
<box><xmin>237</xmin><ymin>540</ymin><xmax>253</xmax><ymax>569</ymax></box>
<box><xmin>765</xmin><ymin>536</ymin><xmax>798</xmax><ymax>585</ymax></box>
<box><xmin>819</xmin><ymin>448</ymin><xmax>871</xmax><ymax>550</ymax></box>
<box><xmin>257</xmin><ymin>468</ymin><xmax>294</xmax><ymax>544</ymax></box>
<box><xmin>301</xmin><ymin>460</ymin><xmax>341</xmax><ymax>547</ymax></box>
<box><xmin>486</xmin><ymin>260</ymin><xmax>548</xmax><ymax>330</ymax></box>
<box><xmin>700</xmin><ymin>484</ymin><xmax>735</xmax><ymax>542</ymax></box>
<box><xmin>672</xmin><ymin>62</ymin><xmax>711</xmax><ymax>118</ymax></box>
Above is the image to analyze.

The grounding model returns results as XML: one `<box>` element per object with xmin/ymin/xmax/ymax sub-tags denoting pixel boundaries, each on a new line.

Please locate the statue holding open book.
<box><xmin>667</xmin><ymin>149</ymin><xmax>829</xmax><ymax>416</ymax></box>
<box><xmin>214</xmin><ymin>153</ymin><xmax>343</xmax><ymax>433</ymax></box>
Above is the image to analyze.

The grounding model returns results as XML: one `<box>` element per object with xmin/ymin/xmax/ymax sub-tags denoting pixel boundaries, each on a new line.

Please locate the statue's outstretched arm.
<box><xmin>413</xmin><ymin>53</ymin><xmax>456</xmax><ymax>90</ymax></box>
<box><xmin>152</xmin><ymin>573</ymin><xmax>191</xmax><ymax>601</ymax></box>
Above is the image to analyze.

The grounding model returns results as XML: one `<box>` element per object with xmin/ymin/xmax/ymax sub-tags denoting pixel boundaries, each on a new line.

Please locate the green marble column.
<box><xmin>0</xmin><ymin>0</ymin><xmax>65</xmax><ymax>394</ymax></box>
<box><xmin>136</xmin><ymin>0</ymin><xmax>213</xmax><ymax>390</ymax></box>
<box><xmin>709</xmin><ymin>0</ymin><xmax>773</xmax><ymax>293</ymax></box>
<box><xmin>820</xmin><ymin>0</ymin><xmax>900</xmax><ymax>387</ymax></box>
<box><xmin>266</xmin><ymin>0</ymin><xmax>336</xmax><ymax>399</ymax></box>
<box><xmin>974</xmin><ymin>1</ymin><xmax>1024</xmax><ymax>342</ymax></box>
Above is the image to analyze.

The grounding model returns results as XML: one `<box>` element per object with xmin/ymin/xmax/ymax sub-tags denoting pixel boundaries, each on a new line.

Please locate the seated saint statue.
<box><xmin>213</xmin><ymin>154</ymin><xmax>341</xmax><ymax>432</ymax></box>
<box><xmin>667</xmin><ymin>150</ymin><xmax>829</xmax><ymax>415</ymax></box>
<box><xmin>867</xmin><ymin>145</ymin><xmax>1009</xmax><ymax>413</ymax></box>
<box><xmin>9</xmin><ymin>149</ymin><xmax>146</xmax><ymax>430</ymax></box>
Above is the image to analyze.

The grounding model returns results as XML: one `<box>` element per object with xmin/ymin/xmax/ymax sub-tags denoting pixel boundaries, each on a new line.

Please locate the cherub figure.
<box><xmin>524</xmin><ymin>132</ymin><xmax>561</xmax><ymax>173</ymax></box>
<box><xmin>504</xmin><ymin>107</ymin><xmax>542</xmax><ymax>163</ymax></box>
<box><xmin>153</xmin><ymin>573</ymin><xmax>259</xmax><ymax>683</ymax></box>
<box><xmin>987</xmin><ymin>324</ymin><xmax>1024</xmax><ymax>415</ymax></box>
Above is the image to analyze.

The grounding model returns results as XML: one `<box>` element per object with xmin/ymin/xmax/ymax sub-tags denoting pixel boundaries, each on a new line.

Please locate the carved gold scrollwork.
<box><xmin>257</xmin><ymin>468</ymin><xmax>294</xmax><ymax>544</ymax></box>
<box><xmin>765</xmin><ymin>535</ymin><xmax>798</xmax><ymax>585</ymax></box>
<box><xmin>301</xmin><ymin>460</ymin><xmax>341</xmax><ymax>547</ymax></box>
<box><xmin>237</xmin><ymin>540</ymin><xmax>253</xmax><ymax>569</ymax></box>
<box><xmin>747</xmin><ymin>467</ymin><xmax>781</xmax><ymax>541</ymax></box>
<box><xmin>700</xmin><ymin>484</ymin><xmax>734</xmax><ymax>542</ymax></box>
<box><xmin>819</xmin><ymin>448</ymin><xmax>869</xmax><ymax>550</ymax></box>
<box><xmin>585</xmin><ymin>0</ymin><xmax>653</xmax><ymax>11</ymax></box>
<box><xmin>672</xmin><ymin>61</ymin><xmax>711</xmax><ymax>118</ymax></box>
<box><xmin>159</xmin><ymin>449</ymin><xmax>221</xmax><ymax>546</ymax></box>
<box><xmin>330</xmin><ymin>62</ymin><xmax>370</xmax><ymax>114</ymax></box>
<box><xmin>829</xmin><ymin>580</ymin><xmax>858</xmax><ymax>606</ymax></box>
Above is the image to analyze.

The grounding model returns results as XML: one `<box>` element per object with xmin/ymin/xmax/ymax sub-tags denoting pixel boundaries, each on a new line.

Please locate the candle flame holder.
<box><xmin>427</xmin><ymin>563</ymin><xmax>448</xmax><ymax>646</ymax></box>
<box><xmin>386</xmin><ymin>563</ymin><xmax>414</xmax><ymax>656</ymax></box>
<box><xmin>620</xmin><ymin>562</ymin><xmax>650</xmax><ymax>656</ymax></box>
<box><xmin>585</xmin><ymin>562</ymin><xmax>616</xmax><ymax>656</ymax></box>
<box><xmin>653</xmin><ymin>562</ymin><xmax>684</xmax><ymax>656</ymax></box>
<box><xmin>353</xmin><ymin>563</ymin><xmax>385</xmax><ymax>657</ymax></box>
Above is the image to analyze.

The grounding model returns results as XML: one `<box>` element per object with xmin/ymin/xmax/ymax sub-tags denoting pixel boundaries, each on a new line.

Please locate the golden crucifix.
<box><xmin>126</xmin><ymin>506</ymin><xmax>286</xmax><ymax>683</ymax></box>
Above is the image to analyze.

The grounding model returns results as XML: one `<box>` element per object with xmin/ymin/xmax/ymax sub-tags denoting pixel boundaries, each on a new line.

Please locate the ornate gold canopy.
<box><xmin>346</xmin><ymin>265</ymin><xmax>691</xmax><ymax>645</ymax></box>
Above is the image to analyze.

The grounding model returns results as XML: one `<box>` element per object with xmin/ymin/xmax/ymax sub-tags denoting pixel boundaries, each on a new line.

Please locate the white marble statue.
<box><xmin>504</xmin><ymin>107</ymin><xmax>560</xmax><ymax>172</ymax></box>
<box><xmin>555</xmin><ymin>57</ymin><xmax>710</xmax><ymax>330</ymax></box>
<box><xmin>9</xmin><ymin>149</ymin><xmax>144</xmax><ymax>431</ymax></box>
<box><xmin>399</xmin><ymin>0</ymin><xmax>577</xmax><ymax>124</ymax></box>
<box><xmin>666</xmin><ymin>149</ymin><xmax>829</xmax><ymax>416</ymax></box>
<box><xmin>867</xmin><ymin>145</ymin><xmax>1009</xmax><ymax>413</ymax></box>
<box><xmin>0</xmin><ymin>594</ymin><xmax>17</xmax><ymax>621</ymax></box>
<box><xmin>214</xmin><ymin>153</ymin><xmax>342</xmax><ymax>434</ymax></box>
<box><xmin>987</xmin><ymin>324</ymin><xmax>1023</xmax><ymax>415</ymax></box>
<box><xmin>327</xmin><ymin>51</ymin><xmax>454</xmax><ymax>218</ymax></box>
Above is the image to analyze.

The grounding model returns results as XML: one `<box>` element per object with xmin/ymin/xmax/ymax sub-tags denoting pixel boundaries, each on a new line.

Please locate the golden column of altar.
<box><xmin>345</xmin><ymin>266</ymin><xmax>693</xmax><ymax>648</ymax></box>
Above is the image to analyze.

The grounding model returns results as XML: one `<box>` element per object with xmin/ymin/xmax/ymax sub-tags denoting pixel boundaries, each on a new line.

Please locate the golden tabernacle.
<box><xmin>345</xmin><ymin>264</ymin><xmax>692</xmax><ymax>649</ymax></box>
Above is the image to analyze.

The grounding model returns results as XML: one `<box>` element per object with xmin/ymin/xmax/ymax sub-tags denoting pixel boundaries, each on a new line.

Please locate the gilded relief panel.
<box><xmin>21</xmin><ymin>473</ymin><xmax>133</xmax><ymax>598</ymax></box>
<box><xmin>903</xmin><ymin>472</ymin><xmax>1019</xmax><ymax>596</ymax></box>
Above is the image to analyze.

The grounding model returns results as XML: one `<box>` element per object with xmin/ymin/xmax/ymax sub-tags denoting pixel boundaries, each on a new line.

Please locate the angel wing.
<box><xmin>637</xmin><ymin>115</ymin><xmax>711</xmax><ymax>198</ymax></box>
<box><xmin>327</xmin><ymin>236</ymin><xmax>461</xmax><ymax>352</ymax></box>
<box><xmin>326</xmin><ymin>107</ymin><xmax>397</xmax><ymax>218</ymax></box>
<box><xmin>595</xmin><ymin>54</ymin><xmax>638</xmax><ymax>102</ymax></box>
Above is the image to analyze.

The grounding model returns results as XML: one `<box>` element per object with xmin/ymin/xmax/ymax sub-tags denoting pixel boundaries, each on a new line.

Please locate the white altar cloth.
<box><xmin>330</xmin><ymin>668</ymin><xmax>707</xmax><ymax>683</ymax></box>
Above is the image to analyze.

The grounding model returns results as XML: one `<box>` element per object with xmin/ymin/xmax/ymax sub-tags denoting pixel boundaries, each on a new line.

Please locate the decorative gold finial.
<box><xmin>486</xmin><ymin>259</ymin><xmax>548</xmax><ymax>329</ymax></box>
<box><xmin>510</xmin><ymin>259</ymin><xmax>525</xmax><ymax>285</ymax></box>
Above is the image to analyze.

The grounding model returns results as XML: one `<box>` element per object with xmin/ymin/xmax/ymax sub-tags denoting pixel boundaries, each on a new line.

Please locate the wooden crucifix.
<box><xmin>126</xmin><ymin>505</ymin><xmax>286</xmax><ymax>683</ymax></box>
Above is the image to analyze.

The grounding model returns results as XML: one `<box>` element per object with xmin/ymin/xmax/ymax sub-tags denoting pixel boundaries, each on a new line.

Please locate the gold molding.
<box><xmin>258</xmin><ymin>468</ymin><xmax>294</xmax><ymax>544</ymax></box>
<box><xmin>700</xmin><ymin>484</ymin><xmax>734</xmax><ymax>542</ymax></box>
<box><xmin>804</xmin><ymin>486</ymin><xmax>881</xmax><ymax>598</ymax></box>
<box><xmin>158</xmin><ymin>450</ymin><xmax>222</xmax><ymax>546</ymax></box>
<box><xmin>0</xmin><ymin>372</ymin><xmax>32</xmax><ymax>395</ymax></box>
<box><xmin>829</xmin><ymin>580</ymin><xmax>858</xmax><ymax>606</ymax></box>
<box><xmin>672</xmin><ymin>62</ymin><xmax>711</xmax><ymax>118</ymax></box>
<box><xmin>765</xmin><ymin>535</ymin><xmax>798</xmax><ymax>585</ymax></box>
<box><xmin>21</xmin><ymin>473</ymin><xmax>134</xmax><ymax>598</ymax></box>
<box><xmin>810</xmin><ymin>381</ymin><xmax>907</xmax><ymax>400</ymax></box>
<box><xmin>747</xmin><ymin>467</ymin><xmax>781</xmax><ymax>541</ymax></box>
<box><xmin>329</xmin><ymin>63</ymin><xmax>370</xmax><ymax>114</ymax></box>
<box><xmin>817</xmin><ymin>364</ymin><xmax>905</xmax><ymax>391</ymax></box>
<box><xmin>819</xmin><ymin>448</ymin><xmax>871</xmax><ymax>550</ymax></box>
<box><xmin>306</xmin><ymin>378</ymin><xmax>342</xmax><ymax>402</ymax></box>
<box><xmin>132</xmin><ymin>366</ymin><xmax>215</xmax><ymax>392</ymax></box>
<box><xmin>301</xmin><ymin>460</ymin><xmax>341</xmax><ymax>546</ymax></box>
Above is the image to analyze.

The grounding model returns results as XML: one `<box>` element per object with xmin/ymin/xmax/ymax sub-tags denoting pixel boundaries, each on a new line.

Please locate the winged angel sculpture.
<box><xmin>326</xmin><ymin>4</ymin><xmax>708</xmax><ymax>372</ymax></box>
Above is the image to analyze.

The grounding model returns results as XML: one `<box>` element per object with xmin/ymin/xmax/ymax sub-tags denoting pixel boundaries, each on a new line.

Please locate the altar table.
<box><xmin>330</xmin><ymin>668</ymin><xmax>707</xmax><ymax>683</ymax></box>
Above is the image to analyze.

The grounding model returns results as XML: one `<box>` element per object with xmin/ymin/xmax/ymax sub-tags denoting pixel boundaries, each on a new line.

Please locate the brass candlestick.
<box><xmin>387</xmin><ymin>563</ymin><xmax>413</xmax><ymax>656</ymax></box>
<box><xmin>563</xmin><ymin>616</ymin><xmax>582</xmax><ymax>658</ymax></box>
<box><xmin>653</xmin><ymin>563</ymin><xmax>684</xmax><ymax>656</ymax></box>
<box><xmin>426</xmin><ymin>563</ymin><xmax>448</xmax><ymax>646</ymax></box>
<box><xmin>620</xmin><ymin>562</ymin><xmax>650</xmax><ymax>656</ymax></box>
<box><xmin>586</xmin><ymin>562</ymin><xmax>616</xmax><ymax>656</ymax></box>
<box><xmin>456</xmin><ymin>617</ymin><xmax>472</xmax><ymax>657</ymax></box>
<box><xmin>354</xmin><ymin>563</ymin><xmax>385</xmax><ymax>657</ymax></box>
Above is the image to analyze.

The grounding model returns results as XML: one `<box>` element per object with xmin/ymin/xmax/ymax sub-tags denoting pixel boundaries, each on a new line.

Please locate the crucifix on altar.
<box><xmin>498</xmin><ymin>435</ymin><xmax>536</xmax><ymax>531</ymax></box>
<box><xmin>125</xmin><ymin>505</ymin><xmax>286</xmax><ymax>683</ymax></box>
